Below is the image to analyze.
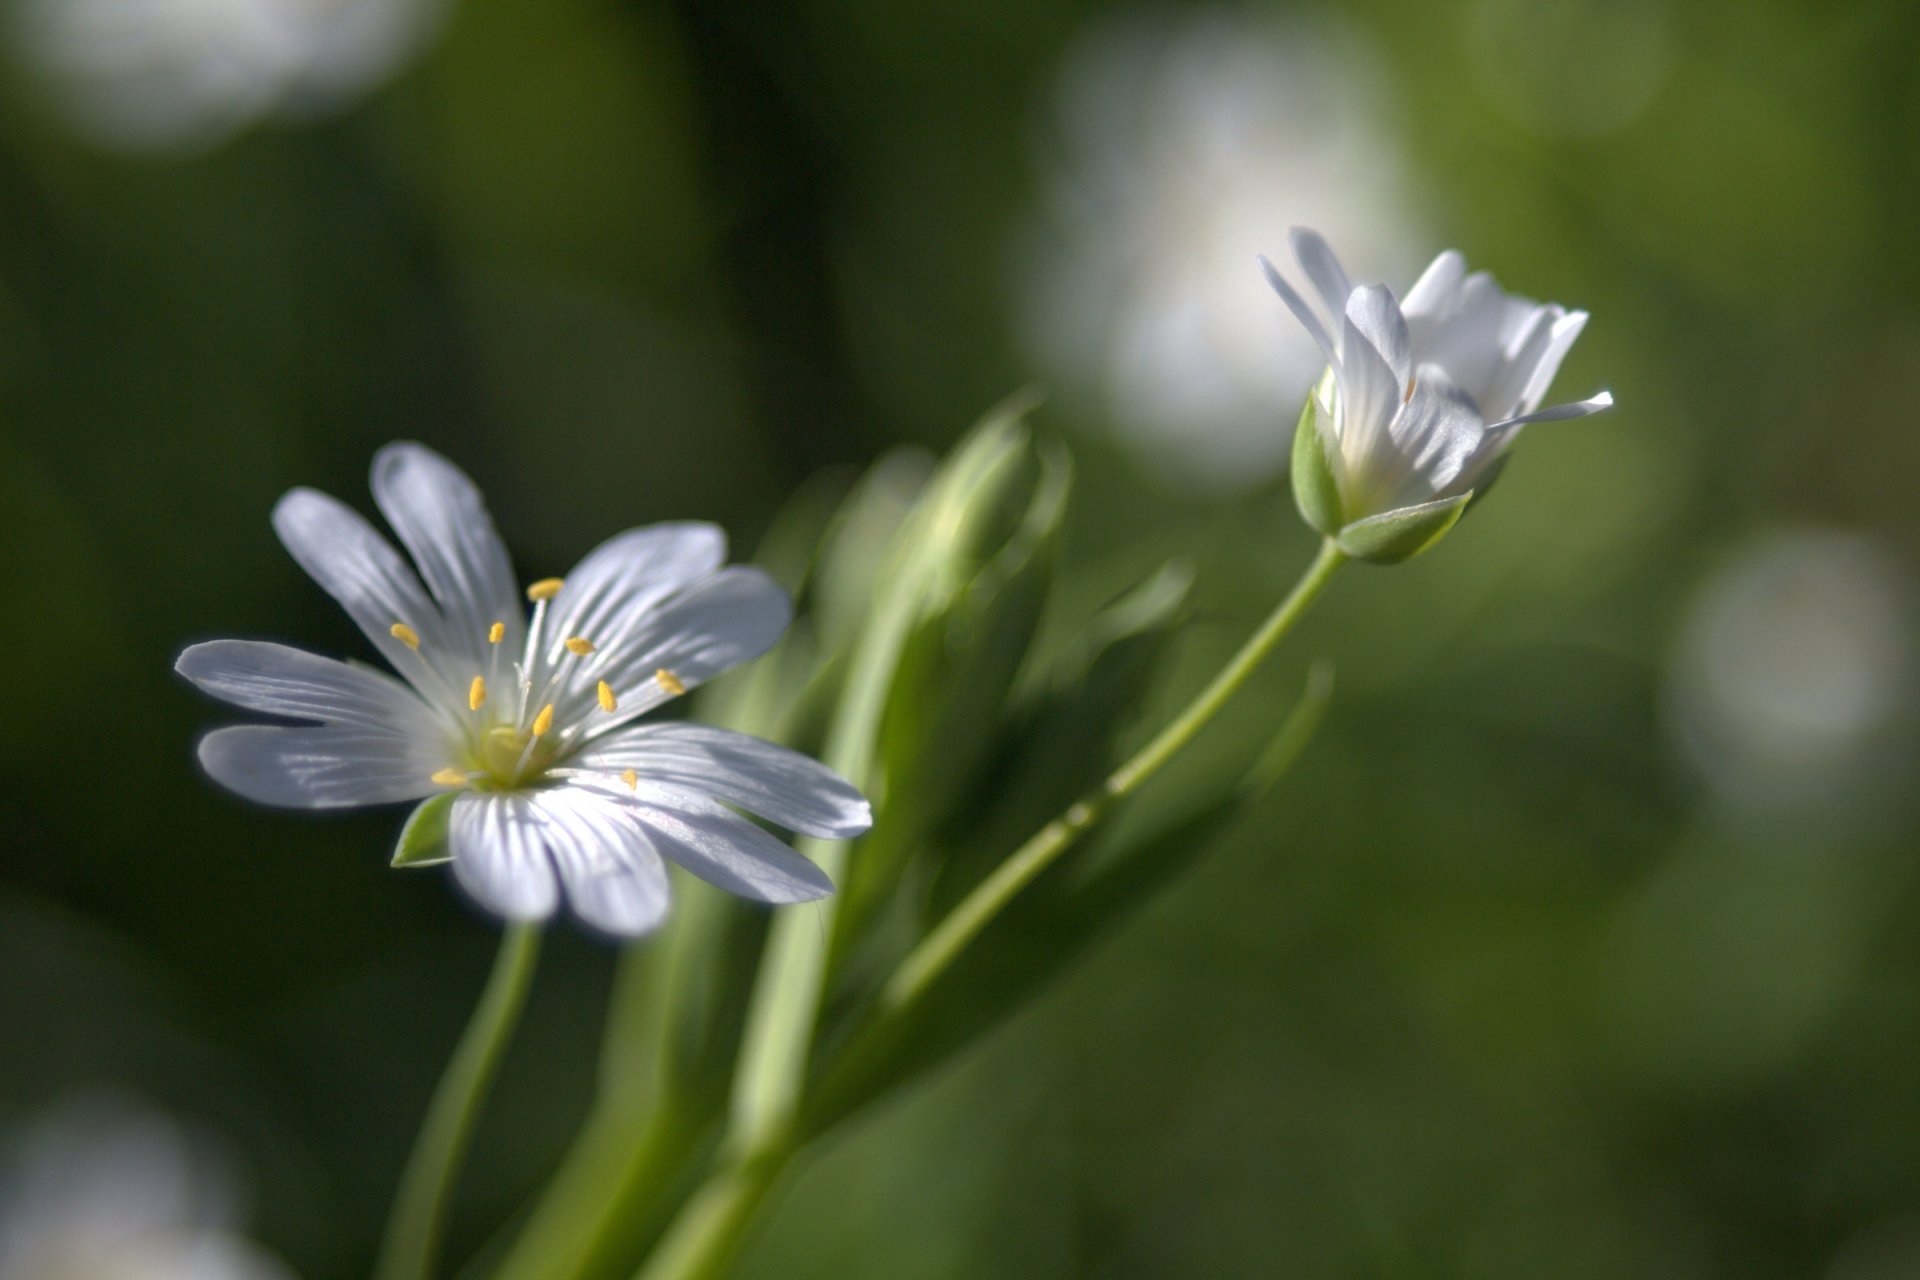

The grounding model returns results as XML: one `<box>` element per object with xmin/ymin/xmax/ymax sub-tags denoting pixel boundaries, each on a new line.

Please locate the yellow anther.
<box><xmin>488</xmin><ymin>621</ymin><xmax>505</xmax><ymax>644</ymax></box>
<box><xmin>430</xmin><ymin>768</ymin><xmax>467</xmax><ymax>786</ymax></box>
<box><xmin>526</xmin><ymin>578</ymin><xmax>564</xmax><ymax>602</ymax></box>
<box><xmin>390</xmin><ymin>623</ymin><xmax>421</xmax><ymax>650</ymax></box>
<box><xmin>654</xmin><ymin>668</ymin><xmax>686</xmax><ymax>696</ymax></box>
<box><xmin>531</xmin><ymin>703</ymin><xmax>555</xmax><ymax>736</ymax></box>
<box><xmin>597</xmin><ymin>680</ymin><xmax>618</xmax><ymax>712</ymax></box>
<box><xmin>565</xmin><ymin>636</ymin><xmax>597</xmax><ymax>656</ymax></box>
<box><xmin>621</xmin><ymin>768</ymin><xmax>638</xmax><ymax>792</ymax></box>
<box><xmin>468</xmin><ymin>676</ymin><xmax>487</xmax><ymax>711</ymax></box>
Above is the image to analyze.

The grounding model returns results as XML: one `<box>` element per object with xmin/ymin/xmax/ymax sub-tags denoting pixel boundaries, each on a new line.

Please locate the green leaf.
<box><xmin>1336</xmin><ymin>492</ymin><xmax>1472</xmax><ymax>563</ymax></box>
<box><xmin>392</xmin><ymin>792</ymin><xmax>457</xmax><ymax>867</ymax></box>
<box><xmin>1290</xmin><ymin>375</ymin><xmax>1343</xmax><ymax>537</ymax></box>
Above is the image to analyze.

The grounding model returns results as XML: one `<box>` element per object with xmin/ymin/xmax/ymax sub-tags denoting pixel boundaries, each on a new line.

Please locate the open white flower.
<box><xmin>1261</xmin><ymin>227</ymin><xmax>1612</xmax><ymax>560</ymax></box>
<box><xmin>177</xmin><ymin>443</ymin><xmax>870</xmax><ymax>936</ymax></box>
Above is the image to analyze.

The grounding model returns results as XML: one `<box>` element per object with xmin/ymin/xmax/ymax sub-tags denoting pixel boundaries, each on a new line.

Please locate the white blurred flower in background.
<box><xmin>0</xmin><ymin>1097</ymin><xmax>294</xmax><ymax>1280</ymax></box>
<box><xmin>10</xmin><ymin>0</ymin><xmax>445</xmax><ymax>151</ymax></box>
<box><xmin>1666</xmin><ymin>529</ymin><xmax>1915</xmax><ymax>817</ymax></box>
<box><xmin>1019</xmin><ymin>10</ymin><xmax>1424</xmax><ymax>491</ymax></box>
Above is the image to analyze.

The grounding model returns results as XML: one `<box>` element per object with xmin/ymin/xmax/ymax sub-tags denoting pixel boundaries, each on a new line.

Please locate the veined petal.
<box><xmin>1402</xmin><ymin>248</ymin><xmax>1467</xmax><ymax>320</ymax></box>
<box><xmin>1334</xmin><ymin>294</ymin><xmax>1409</xmax><ymax>475</ymax></box>
<box><xmin>622</xmin><ymin>784</ymin><xmax>833</xmax><ymax>903</ymax></box>
<box><xmin>531</xmin><ymin>789</ymin><xmax>671</xmax><ymax>936</ymax></box>
<box><xmin>197</xmin><ymin>725</ymin><xmax>441</xmax><ymax>809</ymax></box>
<box><xmin>1344</xmin><ymin>284</ymin><xmax>1413</xmax><ymax>389</ymax></box>
<box><xmin>1454</xmin><ymin>390</ymin><xmax>1613</xmax><ymax>492</ymax></box>
<box><xmin>271</xmin><ymin>488</ymin><xmax>444</xmax><ymax>678</ymax></box>
<box><xmin>176</xmin><ymin>640</ymin><xmax>442</xmax><ymax>737</ymax></box>
<box><xmin>544</xmin><ymin>523</ymin><xmax>728</xmax><ymax>663</ymax></box>
<box><xmin>1485</xmin><ymin>388</ymin><xmax>1614</xmax><ymax>432</ymax></box>
<box><xmin>1288</xmin><ymin>227</ymin><xmax>1354</xmax><ymax>344</ymax></box>
<box><xmin>565</xmin><ymin>566</ymin><xmax>791</xmax><ymax>734</ymax></box>
<box><xmin>571</xmin><ymin>722</ymin><xmax>872</xmax><ymax>838</ymax></box>
<box><xmin>1511</xmin><ymin>310</ymin><xmax>1590</xmax><ymax>419</ymax></box>
<box><xmin>1389</xmin><ymin>368</ymin><xmax>1486</xmax><ymax>501</ymax></box>
<box><xmin>1260</xmin><ymin>254</ymin><xmax>1338</xmax><ymax>369</ymax></box>
<box><xmin>372</xmin><ymin>444</ymin><xmax>523</xmax><ymax>664</ymax></box>
<box><xmin>1411</xmin><ymin>271</ymin><xmax>1509</xmax><ymax>404</ymax></box>
<box><xmin>449</xmin><ymin>792</ymin><xmax>561</xmax><ymax>921</ymax></box>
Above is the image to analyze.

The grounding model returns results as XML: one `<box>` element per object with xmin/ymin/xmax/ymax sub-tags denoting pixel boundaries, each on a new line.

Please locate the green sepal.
<box><xmin>1290</xmin><ymin>380</ymin><xmax>1344</xmax><ymax>537</ymax></box>
<box><xmin>1336</xmin><ymin>492</ymin><xmax>1472</xmax><ymax>564</ymax></box>
<box><xmin>392</xmin><ymin>792</ymin><xmax>457</xmax><ymax>867</ymax></box>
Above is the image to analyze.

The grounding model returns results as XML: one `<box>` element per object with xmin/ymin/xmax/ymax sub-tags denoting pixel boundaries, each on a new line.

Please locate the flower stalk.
<box><xmin>375</xmin><ymin>921</ymin><xmax>542</xmax><ymax>1280</ymax></box>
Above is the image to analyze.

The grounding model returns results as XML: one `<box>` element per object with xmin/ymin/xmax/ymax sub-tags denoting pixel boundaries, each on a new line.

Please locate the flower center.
<box><xmin>401</xmin><ymin>576</ymin><xmax>689</xmax><ymax>794</ymax></box>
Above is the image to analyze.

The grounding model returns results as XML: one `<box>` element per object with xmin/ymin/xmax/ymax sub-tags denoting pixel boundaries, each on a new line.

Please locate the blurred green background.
<box><xmin>3</xmin><ymin>0</ymin><xmax>1918</xmax><ymax>1276</ymax></box>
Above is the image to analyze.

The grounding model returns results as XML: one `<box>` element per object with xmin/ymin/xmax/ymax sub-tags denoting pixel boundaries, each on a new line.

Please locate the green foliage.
<box><xmin>391</xmin><ymin>793</ymin><xmax>456</xmax><ymax>867</ymax></box>
<box><xmin>1291</xmin><ymin>376</ymin><xmax>1344</xmax><ymax>537</ymax></box>
<box><xmin>1335</xmin><ymin>492</ymin><xmax>1471</xmax><ymax>564</ymax></box>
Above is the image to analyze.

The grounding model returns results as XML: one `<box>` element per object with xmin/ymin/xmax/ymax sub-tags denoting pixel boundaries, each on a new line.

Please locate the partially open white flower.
<box><xmin>1262</xmin><ymin>228</ymin><xmax>1612</xmax><ymax>561</ymax></box>
<box><xmin>178</xmin><ymin>443</ymin><xmax>871</xmax><ymax>936</ymax></box>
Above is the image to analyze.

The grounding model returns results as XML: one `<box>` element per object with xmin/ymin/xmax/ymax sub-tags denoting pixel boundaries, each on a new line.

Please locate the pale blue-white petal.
<box><xmin>532</xmin><ymin>789</ymin><xmax>672</xmax><ymax>936</ymax></box>
<box><xmin>1401</xmin><ymin>248</ymin><xmax>1467</xmax><ymax>321</ymax></box>
<box><xmin>1344</xmin><ymin>284</ymin><xmax>1413</xmax><ymax>389</ymax></box>
<box><xmin>1389</xmin><ymin>368</ymin><xmax>1487</xmax><ymax>501</ymax></box>
<box><xmin>1476</xmin><ymin>305</ymin><xmax>1559</xmax><ymax>423</ymax></box>
<box><xmin>564</xmin><ymin>566</ymin><xmax>792</xmax><ymax>735</ymax></box>
<box><xmin>1288</xmin><ymin>227</ymin><xmax>1354</xmax><ymax>343</ymax></box>
<box><xmin>371</xmin><ymin>443</ymin><xmax>523</xmax><ymax>664</ymax></box>
<box><xmin>1259</xmin><ymin>254</ymin><xmax>1338</xmax><ymax>368</ymax></box>
<box><xmin>449</xmin><ymin>792</ymin><xmax>561</xmax><ymax>921</ymax></box>
<box><xmin>1334</xmin><ymin>292</ymin><xmax>1409</xmax><ymax>471</ymax></box>
<box><xmin>271</xmin><ymin>488</ymin><xmax>445</xmax><ymax>679</ymax></box>
<box><xmin>543</xmin><ymin>523</ymin><xmax>727</xmax><ymax>663</ymax></box>
<box><xmin>176</xmin><ymin>640</ymin><xmax>443</xmax><ymax>737</ymax></box>
<box><xmin>197</xmin><ymin>725</ymin><xmax>441</xmax><ymax>809</ymax></box>
<box><xmin>623</xmin><ymin>784</ymin><xmax>833</xmax><ymax>903</ymax></box>
<box><xmin>571</xmin><ymin>722</ymin><xmax>872</xmax><ymax>839</ymax></box>
<box><xmin>1409</xmin><ymin>271</ymin><xmax>1509</xmax><ymax>405</ymax></box>
<box><xmin>1485</xmin><ymin>389</ymin><xmax>1614</xmax><ymax>432</ymax></box>
<box><xmin>1509</xmin><ymin>310</ymin><xmax>1590</xmax><ymax>419</ymax></box>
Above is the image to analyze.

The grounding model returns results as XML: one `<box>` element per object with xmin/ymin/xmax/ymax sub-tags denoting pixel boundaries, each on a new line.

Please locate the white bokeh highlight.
<box><xmin>11</xmin><ymin>0</ymin><xmax>445</xmax><ymax>150</ymax></box>
<box><xmin>1019</xmin><ymin>11</ymin><xmax>1424</xmax><ymax>490</ymax></box>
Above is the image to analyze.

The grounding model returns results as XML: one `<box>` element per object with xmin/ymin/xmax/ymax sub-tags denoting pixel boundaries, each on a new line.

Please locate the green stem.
<box><xmin>376</xmin><ymin>922</ymin><xmax>542</xmax><ymax>1280</ymax></box>
<box><xmin>633</xmin><ymin>1144</ymin><xmax>793</xmax><ymax>1280</ymax></box>
<box><xmin>882</xmin><ymin>537</ymin><xmax>1346</xmax><ymax>1012</ymax></box>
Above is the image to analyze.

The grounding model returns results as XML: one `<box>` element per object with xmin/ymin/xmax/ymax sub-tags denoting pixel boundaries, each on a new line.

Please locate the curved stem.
<box><xmin>377</xmin><ymin>922</ymin><xmax>543</xmax><ymax>1280</ymax></box>
<box><xmin>882</xmin><ymin>537</ymin><xmax>1346</xmax><ymax>1012</ymax></box>
<box><xmin>633</xmin><ymin>1143</ymin><xmax>792</xmax><ymax>1280</ymax></box>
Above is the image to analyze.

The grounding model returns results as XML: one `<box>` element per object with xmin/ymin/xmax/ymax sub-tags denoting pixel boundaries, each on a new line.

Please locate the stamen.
<box><xmin>565</xmin><ymin>636</ymin><xmax>597</xmax><ymax>656</ymax></box>
<box><xmin>469</xmin><ymin>676</ymin><xmax>487</xmax><ymax>711</ymax></box>
<box><xmin>526</xmin><ymin>578</ymin><xmax>564</xmax><ymax>602</ymax></box>
<box><xmin>390</xmin><ymin>623</ymin><xmax>422</xmax><ymax>650</ymax></box>
<box><xmin>531</xmin><ymin>703</ymin><xmax>555</xmax><ymax>736</ymax></box>
<box><xmin>1404</xmin><ymin>376</ymin><xmax>1417</xmax><ymax>405</ymax></box>
<box><xmin>621</xmin><ymin>768</ymin><xmax>638</xmax><ymax>792</ymax></box>
<box><xmin>654</xmin><ymin>668</ymin><xmax>686</xmax><ymax>697</ymax></box>
<box><xmin>430</xmin><ymin>768</ymin><xmax>467</xmax><ymax>786</ymax></box>
<box><xmin>488</xmin><ymin>622</ymin><xmax>505</xmax><ymax>644</ymax></box>
<box><xmin>597</xmin><ymin>680</ymin><xmax>618</xmax><ymax>712</ymax></box>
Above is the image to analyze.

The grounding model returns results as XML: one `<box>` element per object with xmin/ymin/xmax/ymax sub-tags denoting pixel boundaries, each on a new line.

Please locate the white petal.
<box><xmin>1389</xmin><ymin>369</ymin><xmax>1487</xmax><ymax>500</ymax></box>
<box><xmin>176</xmin><ymin>640</ymin><xmax>442</xmax><ymax>736</ymax></box>
<box><xmin>545</xmin><ymin>523</ymin><xmax>727</xmax><ymax>660</ymax></box>
<box><xmin>449</xmin><ymin>792</ymin><xmax>561</xmax><ymax>921</ymax></box>
<box><xmin>1334</xmin><ymin>293</ymin><xmax>1410</xmax><ymax>473</ymax></box>
<box><xmin>625</xmin><ymin>785</ymin><xmax>833</xmax><ymax>903</ymax></box>
<box><xmin>1260</xmin><ymin>253</ymin><xmax>1337</xmax><ymax>368</ymax></box>
<box><xmin>532</xmin><ymin>789</ymin><xmax>672</xmax><ymax>936</ymax></box>
<box><xmin>1344</xmin><ymin>284</ymin><xmax>1413</xmax><ymax>389</ymax></box>
<box><xmin>197</xmin><ymin>725</ymin><xmax>440</xmax><ymax>809</ymax></box>
<box><xmin>1511</xmin><ymin>310</ymin><xmax>1590</xmax><ymax>419</ymax></box>
<box><xmin>271</xmin><ymin>488</ymin><xmax>444</xmax><ymax>677</ymax></box>
<box><xmin>565</xmin><ymin>566</ymin><xmax>791</xmax><ymax>734</ymax></box>
<box><xmin>1288</xmin><ymin>227</ymin><xmax>1354</xmax><ymax>341</ymax></box>
<box><xmin>1485</xmin><ymin>388</ymin><xmax>1614</xmax><ymax>432</ymax></box>
<box><xmin>1402</xmin><ymin>248</ymin><xmax>1467</xmax><ymax>320</ymax></box>
<box><xmin>1411</xmin><ymin>272</ymin><xmax>1509</xmax><ymax>405</ymax></box>
<box><xmin>372</xmin><ymin>443</ymin><xmax>523</xmax><ymax>663</ymax></box>
<box><xmin>1476</xmin><ymin>305</ymin><xmax>1559</xmax><ymax>423</ymax></box>
<box><xmin>572</xmin><ymin>722</ymin><xmax>872</xmax><ymax>838</ymax></box>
